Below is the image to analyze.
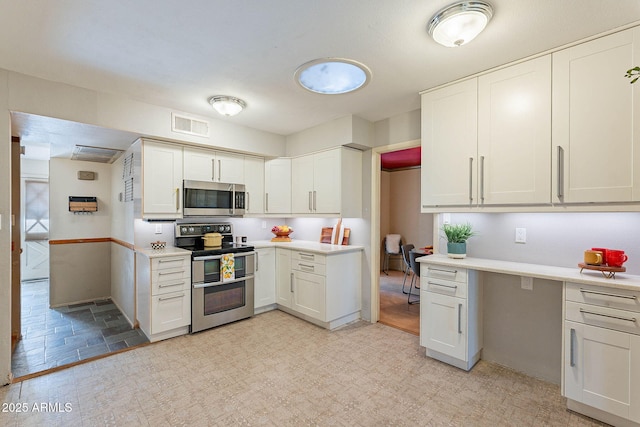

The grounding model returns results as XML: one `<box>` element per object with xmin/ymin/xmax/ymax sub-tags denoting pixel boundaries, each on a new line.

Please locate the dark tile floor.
<box><xmin>11</xmin><ymin>279</ymin><xmax>148</xmax><ymax>378</ymax></box>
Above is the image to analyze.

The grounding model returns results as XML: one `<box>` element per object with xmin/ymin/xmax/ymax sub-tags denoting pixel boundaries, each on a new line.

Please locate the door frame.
<box><xmin>369</xmin><ymin>139</ymin><xmax>420</xmax><ymax>324</ymax></box>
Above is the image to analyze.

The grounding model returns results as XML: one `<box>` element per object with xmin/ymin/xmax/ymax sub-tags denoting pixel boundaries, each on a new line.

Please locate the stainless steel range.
<box><xmin>175</xmin><ymin>223</ymin><xmax>255</xmax><ymax>333</ymax></box>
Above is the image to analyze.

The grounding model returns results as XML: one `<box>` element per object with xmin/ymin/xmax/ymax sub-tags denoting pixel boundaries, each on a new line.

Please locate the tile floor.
<box><xmin>11</xmin><ymin>280</ymin><xmax>148</xmax><ymax>378</ymax></box>
<box><xmin>2</xmin><ymin>310</ymin><xmax>606</xmax><ymax>426</ymax></box>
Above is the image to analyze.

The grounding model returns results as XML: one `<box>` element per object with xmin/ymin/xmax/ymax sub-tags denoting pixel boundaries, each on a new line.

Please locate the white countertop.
<box><xmin>417</xmin><ymin>254</ymin><xmax>640</xmax><ymax>292</ymax></box>
<box><xmin>249</xmin><ymin>240</ymin><xmax>364</xmax><ymax>255</ymax></box>
<box><xmin>136</xmin><ymin>246</ymin><xmax>191</xmax><ymax>258</ymax></box>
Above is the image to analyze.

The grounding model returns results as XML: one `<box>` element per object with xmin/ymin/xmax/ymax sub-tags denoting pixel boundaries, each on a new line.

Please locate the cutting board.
<box><xmin>320</xmin><ymin>227</ymin><xmax>350</xmax><ymax>245</ymax></box>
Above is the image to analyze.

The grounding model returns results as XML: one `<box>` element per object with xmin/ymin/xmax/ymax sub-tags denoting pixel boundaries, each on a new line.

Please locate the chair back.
<box><xmin>409</xmin><ymin>251</ymin><xmax>421</xmax><ymax>276</ymax></box>
<box><xmin>401</xmin><ymin>244</ymin><xmax>414</xmax><ymax>269</ymax></box>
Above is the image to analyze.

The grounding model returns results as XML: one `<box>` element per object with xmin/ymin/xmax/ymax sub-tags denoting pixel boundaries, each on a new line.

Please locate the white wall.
<box><xmin>0</xmin><ymin>69</ymin><xmax>11</xmax><ymax>384</ymax></box>
<box><xmin>373</xmin><ymin>109</ymin><xmax>420</xmax><ymax>147</ymax></box>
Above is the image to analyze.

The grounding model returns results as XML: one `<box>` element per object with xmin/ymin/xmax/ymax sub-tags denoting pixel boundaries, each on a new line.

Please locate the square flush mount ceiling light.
<box><xmin>208</xmin><ymin>95</ymin><xmax>247</xmax><ymax>116</ymax></box>
<box><xmin>428</xmin><ymin>1</ymin><xmax>493</xmax><ymax>47</ymax></box>
<box><xmin>295</xmin><ymin>58</ymin><xmax>371</xmax><ymax>94</ymax></box>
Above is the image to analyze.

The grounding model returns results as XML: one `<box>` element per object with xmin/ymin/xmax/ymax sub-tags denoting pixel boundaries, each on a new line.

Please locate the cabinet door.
<box><xmin>183</xmin><ymin>146</ymin><xmax>215</xmax><ymax>182</ymax></box>
<box><xmin>151</xmin><ymin>290</ymin><xmax>190</xmax><ymax>334</ymax></box>
<box><xmin>313</xmin><ymin>149</ymin><xmax>341</xmax><ymax>214</ymax></box>
<box><xmin>421</xmin><ymin>291</ymin><xmax>467</xmax><ymax>361</ymax></box>
<box><xmin>291</xmin><ymin>155</ymin><xmax>315</xmax><ymax>213</ymax></box>
<box><xmin>216</xmin><ymin>151</ymin><xmax>244</xmax><ymax>184</ymax></box>
<box><xmin>275</xmin><ymin>248</ymin><xmax>292</xmax><ymax>307</ymax></box>
<box><xmin>292</xmin><ymin>270</ymin><xmax>326</xmax><ymax>321</ymax></box>
<box><xmin>553</xmin><ymin>28</ymin><xmax>640</xmax><ymax>203</ymax></box>
<box><xmin>564</xmin><ymin>321</ymin><xmax>640</xmax><ymax>421</ymax></box>
<box><xmin>478</xmin><ymin>55</ymin><xmax>551</xmax><ymax>205</ymax></box>
<box><xmin>244</xmin><ymin>156</ymin><xmax>265</xmax><ymax>214</ymax></box>
<box><xmin>421</xmin><ymin>79</ymin><xmax>478</xmax><ymax>208</ymax></box>
<box><xmin>265</xmin><ymin>158</ymin><xmax>291</xmax><ymax>214</ymax></box>
<box><xmin>143</xmin><ymin>141</ymin><xmax>183</xmax><ymax>217</ymax></box>
<box><xmin>254</xmin><ymin>248</ymin><xmax>276</xmax><ymax>309</ymax></box>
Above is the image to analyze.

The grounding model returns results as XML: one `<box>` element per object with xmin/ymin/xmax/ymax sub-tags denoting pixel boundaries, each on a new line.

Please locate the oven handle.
<box><xmin>193</xmin><ymin>251</ymin><xmax>256</xmax><ymax>261</ymax></box>
<box><xmin>193</xmin><ymin>275</ymin><xmax>254</xmax><ymax>289</ymax></box>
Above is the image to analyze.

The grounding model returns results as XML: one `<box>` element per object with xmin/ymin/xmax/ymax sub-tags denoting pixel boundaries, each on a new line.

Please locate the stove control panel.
<box><xmin>175</xmin><ymin>223</ymin><xmax>232</xmax><ymax>237</ymax></box>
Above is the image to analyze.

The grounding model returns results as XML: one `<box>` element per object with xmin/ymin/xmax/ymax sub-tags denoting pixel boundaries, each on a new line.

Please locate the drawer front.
<box><xmin>566</xmin><ymin>282</ymin><xmax>640</xmax><ymax>313</ymax></box>
<box><xmin>152</xmin><ymin>267</ymin><xmax>190</xmax><ymax>295</ymax></box>
<box><xmin>291</xmin><ymin>259</ymin><xmax>326</xmax><ymax>276</ymax></box>
<box><xmin>292</xmin><ymin>251</ymin><xmax>326</xmax><ymax>265</ymax></box>
<box><xmin>566</xmin><ymin>300</ymin><xmax>640</xmax><ymax>336</ymax></box>
<box><xmin>422</xmin><ymin>277</ymin><xmax>467</xmax><ymax>299</ymax></box>
<box><xmin>423</xmin><ymin>265</ymin><xmax>467</xmax><ymax>284</ymax></box>
<box><xmin>151</xmin><ymin>290</ymin><xmax>191</xmax><ymax>333</ymax></box>
<box><xmin>152</xmin><ymin>256</ymin><xmax>190</xmax><ymax>271</ymax></box>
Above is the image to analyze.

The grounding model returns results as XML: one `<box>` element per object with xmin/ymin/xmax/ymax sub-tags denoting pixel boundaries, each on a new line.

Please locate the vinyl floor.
<box><xmin>379</xmin><ymin>269</ymin><xmax>420</xmax><ymax>335</ymax></box>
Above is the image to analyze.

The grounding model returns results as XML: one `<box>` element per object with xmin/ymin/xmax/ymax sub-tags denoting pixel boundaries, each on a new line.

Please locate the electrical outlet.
<box><xmin>442</xmin><ymin>213</ymin><xmax>451</xmax><ymax>225</ymax></box>
<box><xmin>515</xmin><ymin>227</ymin><xmax>526</xmax><ymax>243</ymax></box>
<box><xmin>261</xmin><ymin>221</ymin><xmax>267</xmax><ymax>229</ymax></box>
<box><xmin>521</xmin><ymin>276</ymin><xmax>533</xmax><ymax>290</ymax></box>
<box><xmin>155</xmin><ymin>223</ymin><xmax>162</xmax><ymax>234</ymax></box>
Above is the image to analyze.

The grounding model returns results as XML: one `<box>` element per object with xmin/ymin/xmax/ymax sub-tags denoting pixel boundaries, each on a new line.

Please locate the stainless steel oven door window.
<box><xmin>192</xmin><ymin>252</ymin><xmax>251</xmax><ymax>286</ymax></box>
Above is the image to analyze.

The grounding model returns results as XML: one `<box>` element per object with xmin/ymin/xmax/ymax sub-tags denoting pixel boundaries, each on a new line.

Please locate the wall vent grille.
<box><xmin>71</xmin><ymin>145</ymin><xmax>124</xmax><ymax>164</ymax></box>
<box><xmin>172</xmin><ymin>113</ymin><xmax>210</xmax><ymax>137</ymax></box>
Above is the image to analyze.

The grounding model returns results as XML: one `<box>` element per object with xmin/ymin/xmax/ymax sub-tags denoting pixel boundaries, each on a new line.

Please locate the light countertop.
<box><xmin>136</xmin><ymin>246</ymin><xmax>191</xmax><ymax>258</ymax></box>
<box><xmin>417</xmin><ymin>254</ymin><xmax>640</xmax><ymax>291</ymax></box>
<box><xmin>249</xmin><ymin>240</ymin><xmax>364</xmax><ymax>255</ymax></box>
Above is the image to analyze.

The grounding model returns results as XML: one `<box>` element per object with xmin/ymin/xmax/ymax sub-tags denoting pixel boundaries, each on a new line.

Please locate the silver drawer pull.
<box><xmin>428</xmin><ymin>267</ymin><xmax>458</xmax><ymax>275</ymax></box>
<box><xmin>580</xmin><ymin>288</ymin><xmax>637</xmax><ymax>300</ymax></box>
<box><xmin>159</xmin><ymin>282</ymin><xmax>184</xmax><ymax>288</ymax></box>
<box><xmin>299</xmin><ymin>264</ymin><xmax>315</xmax><ymax>271</ymax></box>
<box><xmin>158</xmin><ymin>259</ymin><xmax>182</xmax><ymax>263</ymax></box>
<box><xmin>457</xmin><ymin>303</ymin><xmax>462</xmax><ymax>334</ymax></box>
<box><xmin>579</xmin><ymin>308</ymin><xmax>637</xmax><ymax>323</ymax></box>
<box><xmin>570</xmin><ymin>328</ymin><xmax>576</xmax><ymax>367</ymax></box>
<box><xmin>159</xmin><ymin>293</ymin><xmax>184</xmax><ymax>301</ymax></box>
<box><xmin>158</xmin><ymin>271</ymin><xmax>183</xmax><ymax>276</ymax></box>
<box><xmin>428</xmin><ymin>281</ymin><xmax>458</xmax><ymax>290</ymax></box>
<box><xmin>299</xmin><ymin>252</ymin><xmax>315</xmax><ymax>260</ymax></box>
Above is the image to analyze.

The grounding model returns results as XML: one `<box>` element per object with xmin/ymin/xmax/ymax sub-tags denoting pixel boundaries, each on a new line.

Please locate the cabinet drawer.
<box><xmin>291</xmin><ymin>259</ymin><xmax>326</xmax><ymax>276</ymax></box>
<box><xmin>566</xmin><ymin>301</ymin><xmax>640</xmax><ymax>336</ymax></box>
<box><xmin>292</xmin><ymin>251</ymin><xmax>326</xmax><ymax>265</ymax></box>
<box><xmin>152</xmin><ymin>276</ymin><xmax>190</xmax><ymax>296</ymax></box>
<box><xmin>422</xmin><ymin>277</ymin><xmax>467</xmax><ymax>299</ymax></box>
<box><xmin>151</xmin><ymin>290</ymin><xmax>191</xmax><ymax>334</ymax></box>
<box><xmin>566</xmin><ymin>282</ymin><xmax>640</xmax><ymax>313</ymax></box>
<box><xmin>423</xmin><ymin>265</ymin><xmax>467</xmax><ymax>284</ymax></box>
<box><xmin>152</xmin><ymin>256</ymin><xmax>189</xmax><ymax>271</ymax></box>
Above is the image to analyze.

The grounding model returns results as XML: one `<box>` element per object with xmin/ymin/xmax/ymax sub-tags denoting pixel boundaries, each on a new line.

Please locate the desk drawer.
<box><xmin>422</xmin><ymin>277</ymin><xmax>467</xmax><ymax>299</ymax></box>
<box><xmin>292</xmin><ymin>251</ymin><xmax>326</xmax><ymax>265</ymax></box>
<box><xmin>423</xmin><ymin>266</ymin><xmax>467</xmax><ymax>283</ymax></box>
<box><xmin>566</xmin><ymin>301</ymin><xmax>640</xmax><ymax>336</ymax></box>
<box><xmin>566</xmin><ymin>282</ymin><xmax>640</xmax><ymax>313</ymax></box>
<box><xmin>152</xmin><ymin>256</ymin><xmax>189</xmax><ymax>271</ymax></box>
<box><xmin>292</xmin><ymin>259</ymin><xmax>326</xmax><ymax>276</ymax></box>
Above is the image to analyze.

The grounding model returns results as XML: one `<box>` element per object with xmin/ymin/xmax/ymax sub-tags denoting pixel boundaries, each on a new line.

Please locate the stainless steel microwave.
<box><xmin>183</xmin><ymin>180</ymin><xmax>246</xmax><ymax>216</ymax></box>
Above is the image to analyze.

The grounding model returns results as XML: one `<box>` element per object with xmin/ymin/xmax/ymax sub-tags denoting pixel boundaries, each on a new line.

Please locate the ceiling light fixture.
<box><xmin>428</xmin><ymin>1</ymin><xmax>493</xmax><ymax>47</ymax></box>
<box><xmin>208</xmin><ymin>95</ymin><xmax>247</xmax><ymax>116</ymax></box>
<box><xmin>294</xmin><ymin>58</ymin><xmax>371</xmax><ymax>94</ymax></box>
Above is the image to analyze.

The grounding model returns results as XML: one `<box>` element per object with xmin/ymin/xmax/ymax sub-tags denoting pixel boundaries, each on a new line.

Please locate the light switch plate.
<box><xmin>155</xmin><ymin>223</ymin><xmax>162</xmax><ymax>234</ymax></box>
<box><xmin>521</xmin><ymin>276</ymin><xmax>533</xmax><ymax>290</ymax></box>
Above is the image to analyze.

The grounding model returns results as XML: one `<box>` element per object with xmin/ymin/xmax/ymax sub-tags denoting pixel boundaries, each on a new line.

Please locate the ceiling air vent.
<box><xmin>172</xmin><ymin>113</ymin><xmax>210</xmax><ymax>137</ymax></box>
<box><xmin>71</xmin><ymin>145</ymin><xmax>124</xmax><ymax>164</ymax></box>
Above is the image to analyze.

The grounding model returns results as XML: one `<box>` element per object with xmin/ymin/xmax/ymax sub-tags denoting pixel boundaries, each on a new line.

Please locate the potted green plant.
<box><xmin>625</xmin><ymin>67</ymin><xmax>640</xmax><ymax>84</ymax></box>
<box><xmin>442</xmin><ymin>222</ymin><xmax>476</xmax><ymax>259</ymax></box>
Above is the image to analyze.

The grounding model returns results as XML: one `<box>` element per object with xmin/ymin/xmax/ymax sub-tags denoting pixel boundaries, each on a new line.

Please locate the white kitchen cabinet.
<box><xmin>563</xmin><ymin>282</ymin><xmax>640</xmax><ymax>425</ymax></box>
<box><xmin>136</xmin><ymin>250</ymin><xmax>191</xmax><ymax>342</ymax></box>
<box><xmin>244</xmin><ymin>156</ymin><xmax>265</xmax><ymax>214</ymax></box>
<box><xmin>421</xmin><ymin>79</ymin><xmax>478</xmax><ymax>208</ymax></box>
<box><xmin>254</xmin><ymin>247</ymin><xmax>276</xmax><ymax>313</ymax></box>
<box><xmin>553</xmin><ymin>27</ymin><xmax>640</xmax><ymax>203</ymax></box>
<box><xmin>478</xmin><ymin>55</ymin><xmax>552</xmax><ymax>205</ymax></box>
<box><xmin>275</xmin><ymin>248</ymin><xmax>292</xmax><ymax>307</ymax></box>
<box><xmin>183</xmin><ymin>146</ymin><xmax>244</xmax><ymax>184</ymax></box>
<box><xmin>141</xmin><ymin>139</ymin><xmax>183</xmax><ymax>219</ymax></box>
<box><xmin>291</xmin><ymin>147</ymin><xmax>362</xmax><ymax>216</ymax></box>
<box><xmin>264</xmin><ymin>158</ymin><xmax>291</xmax><ymax>214</ymax></box>
<box><xmin>420</xmin><ymin>266</ymin><xmax>481</xmax><ymax>371</ymax></box>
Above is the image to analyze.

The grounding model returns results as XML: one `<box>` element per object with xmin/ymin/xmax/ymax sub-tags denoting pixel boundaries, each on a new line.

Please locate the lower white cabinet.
<box><xmin>254</xmin><ymin>247</ymin><xmax>276</xmax><ymax>312</ymax></box>
<box><xmin>563</xmin><ymin>282</ymin><xmax>640</xmax><ymax>425</ymax></box>
<box><xmin>136</xmin><ymin>251</ymin><xmax>191</xmax><ymax>342</ymax></box>
<box><xmin>275</xmin><ymin>248</ymin><xmax>361</xmax><ymax>329</ymax></box>
<box><xmin>420</xmin><ymin>266</ymin><xmax>481</xmax><ymax>371</ymax></box>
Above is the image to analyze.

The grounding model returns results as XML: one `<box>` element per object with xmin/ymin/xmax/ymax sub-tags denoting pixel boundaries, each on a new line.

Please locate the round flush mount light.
<box><xmin>294</xmin><ymin>58</ymin><xmax>371</xmax><ymax>94</ymax></box>
<box><xmin>428</xmin><ymin>1</ymin><xmax>493</xmax><ymax>47</ymax></box>
<box><xmin>208</xmin><ymin>95</ymin><xmax>247</xmax><ymax>116</ymax></box>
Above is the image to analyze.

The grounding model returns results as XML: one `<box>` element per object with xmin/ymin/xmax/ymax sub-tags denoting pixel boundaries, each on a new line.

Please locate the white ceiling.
<box><xmin>3</xmin><ymin>0</ymin><xmax>640</xmax><ymax>158</ymax></box>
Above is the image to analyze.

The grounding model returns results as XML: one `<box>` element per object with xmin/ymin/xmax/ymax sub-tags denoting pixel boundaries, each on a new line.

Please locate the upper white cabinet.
<box><xmin>478</xmin><ymin>55</ymin><xmax>551</xmax><ymax>205</ymax></box>
<box><xmin>142</xmin><ymin>139</ymin><xmax>183</xmax><ymax>219</ymax></box>
<box><xmin>244</xmin><ymin>156</ymin><xmax>265</xmax><ymax>214</ymax></box>
<box><xmin>552</xmin><ymin>27</ymin><xmax>640</xmax><ymax>203</ymax></box>
<box><xmin>291</xmin><ymin>147</ymin><xmax>362</xmax><ymax>217</ymax></box>
<box><xmin>421</xmin><ymin>79</ymin><xmax>478</xmax><ymax>208</ymax></box>
<box><xmin>183</xmin><ymin>146</ymin><xmax>244</xmax><ymax>184</ymax></box>
<box><xmin>264</xmin><ymin>158</ymin><xmax>291</xmax><ymax>214</ymax></box>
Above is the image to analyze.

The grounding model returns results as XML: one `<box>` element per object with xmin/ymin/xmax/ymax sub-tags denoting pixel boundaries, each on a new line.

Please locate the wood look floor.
<box><xmin>379</xmin><ymin>269</ymin><xmax>420</xmax><ymax>335</ymax></box>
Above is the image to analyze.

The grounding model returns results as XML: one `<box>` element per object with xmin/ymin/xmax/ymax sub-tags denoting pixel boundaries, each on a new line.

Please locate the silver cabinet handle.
<box><xmin>428</xmin><ymin>281</ymin><xmax>457</xmax><ymax>290</ymax></box>
<box><xmin>290</xmin><ymin>272</ymin><xmax>294</xmax><ymax>293</ymax></box>
<box><xmin>557</xmin><ymin>146</ymin><xmax>564</xmax><ymax>199</ymax></box>
<box><xmin>265</xmin><ymin>193</ymin><xmax>269</xmax><ymax>212</ymax></box>
<box><xmin>175</xmin><ymin>188</ymin><xmax>180</xmax><ymax>212</ymax></box>
<box><xmin>480</xmin><ymin>155</ymin><xmax>485</xmax><ymax>203</ymax></box>
<box><xmin>468</xmin><ymin>157</ymin><xmax>474</xmax><ymax>204</ymax></box>
<box><xmin>246</xmin><ymin>192</ymin><xmax>250</xmax><ymax>213</ymax></box>
<box><xmin>158</xmin><ymin>271</ymin><xmax>183</xmax><ymax>276</ymax></box>
<box><xmin>159</xmin><ymin>282</ymin><xmax>184</xmax><ymax>288</ymax></box>
<box><xmin>308</xmin><ymin>191</ymin><xmax>312</xmax><ymax>211</ymax></box>
<box><xmin>158</xmin><ymin>258</ymin><xmax>183</xmax><ymax>264</ymax></box>
<box><xmin>427</xmin><ymin>267</ymin><xmax>458</xmax><ymax>275</ymax></box>
<box><xmin>211</xmin><ymin>159</ymin><xmax>215</xmax><ymax>181</ymax></box>
<box><xmin>580</xmin><ymin>288</ymin><xmax>637</xmax><ymax>300</ymax></box>
<box><xmin>299</xmin><ymin>263</ymin><xmax>315</xmax><ymax>272</ymax></box>
<box><xmin>299</xmin><ymin>252</ymin><xmax>315</xmax><ymax>260</ymax></box>
<box><xmin>218</xmin><ymin>159</ymin><xmax>222</xmax><ymax>181</ymax></box>
<box><xmin>159</xmin><ymin>293</ymin><xmax>184</xmax><ymax>301</ymax></box>
<box><xmin>579</xmin><ymin>308</ymin><xmax>637</xmax><ymax>323</ymax></box>
<box><xmin>313</xmin><ymin>190</ymin><xmax>317</xmax><ymax>211</ymax></box>
<box><xmin>457</xmin><ymin>303</ymin><xmax>462</xmax><ymax>334</ymax></box>
<box><xmin>570</xmin><ymin>328</ymin><xmax>576</xmax><ymax>367</ymax></box>
<box><xmin>255</xmin><ymin>251</ymin><xmax>259</xmax><ymax>272</ymax></box>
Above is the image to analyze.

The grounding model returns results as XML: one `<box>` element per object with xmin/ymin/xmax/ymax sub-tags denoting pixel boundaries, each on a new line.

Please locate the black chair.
<box><xmin>400</xmin><ymin>244</ymin><xmax>415</xmax><ymax>294</ymax></box>
<box><xmin>382</xmin><ymin>234</ymin><xmax>402</xmax><ymax>275</ymax></box>
<box><xmin>408</xmin><ymin>250</ymin><xmax>421</xmax><ymax>304</ymax></box>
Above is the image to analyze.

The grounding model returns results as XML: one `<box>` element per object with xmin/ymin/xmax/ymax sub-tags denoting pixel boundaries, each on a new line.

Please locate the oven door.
<box><xmin>183</xmin><ymin>180</ymin><xmax>235</xmax><ymax>216</ymax></box>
